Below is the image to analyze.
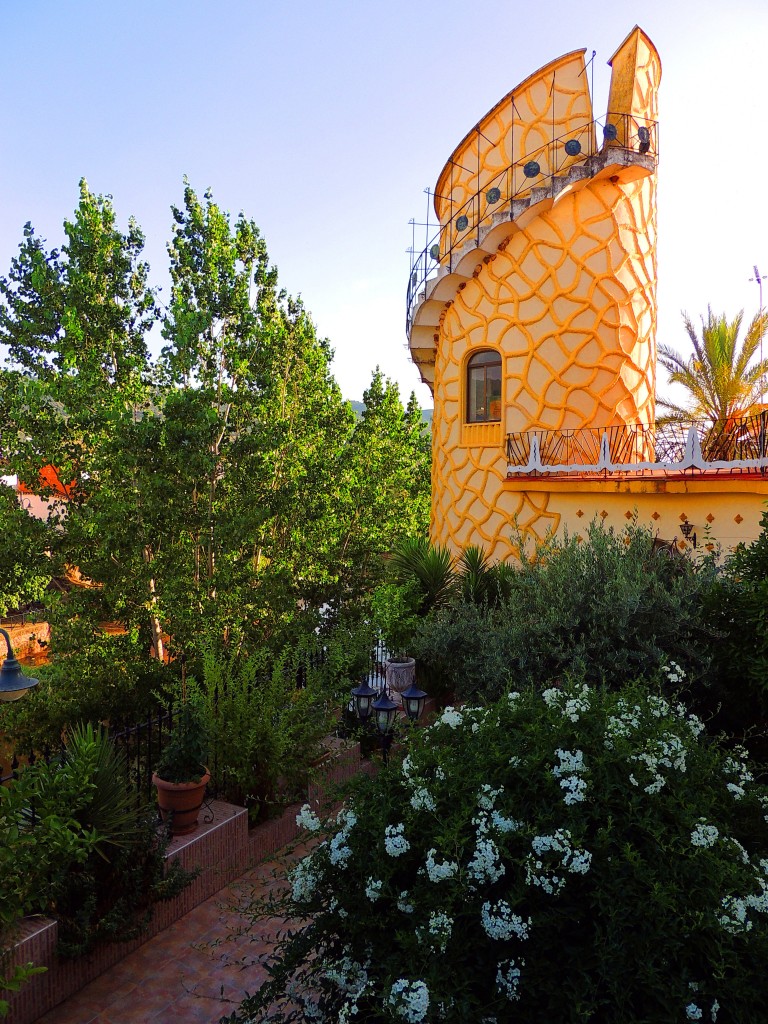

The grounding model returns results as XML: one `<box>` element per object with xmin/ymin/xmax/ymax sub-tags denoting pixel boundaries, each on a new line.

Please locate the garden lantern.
<box><xmin>350</xmin><ymin>678</ymin><xmax>378</xmax><ymax>723</ymax></box>
<box><xmin>400</xmin><ymin>682</ymin><xmax>428</xmax><ymax>723</ymax></box>
<box><xmin>0</xmin><ymin>628</ymin><xmax>39</xmax><ymax>702</ymax></box>
<box><xmin>371</xmin><ymin>688</ymin><xmax>399</xmax><ymax>737</ymax></box>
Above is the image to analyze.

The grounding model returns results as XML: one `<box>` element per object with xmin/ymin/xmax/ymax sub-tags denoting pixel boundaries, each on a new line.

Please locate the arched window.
<box><xmin>466</xmin><ymin>350</ymin><xmax>502</xmax><ymax>423</ymax></box>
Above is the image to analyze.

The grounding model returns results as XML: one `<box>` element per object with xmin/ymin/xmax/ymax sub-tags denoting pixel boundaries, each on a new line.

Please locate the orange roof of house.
<box><xmin>17</xmin><ymin>465</ymin><xmax>75</xmax><ymax>498</ymax></box>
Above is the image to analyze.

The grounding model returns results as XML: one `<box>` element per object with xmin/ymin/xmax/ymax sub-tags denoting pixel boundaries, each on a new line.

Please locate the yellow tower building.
<box><xmin>408</xmin><ymin>27</ymin><xmax>768</xmax><ymax>557</ymax></box>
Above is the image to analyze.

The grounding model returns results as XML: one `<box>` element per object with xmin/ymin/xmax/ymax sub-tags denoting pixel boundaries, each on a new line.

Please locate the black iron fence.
<box><xmin>1</xmin><ymin>635</ymin><xmax>393</xmax><ymax>799</ymax></box>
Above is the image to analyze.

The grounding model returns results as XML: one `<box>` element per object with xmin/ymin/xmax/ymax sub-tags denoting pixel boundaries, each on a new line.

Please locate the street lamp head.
<box><xmin>400</xmin><ymin>682</ymin><xmax>428</xmax><ymax>722</ymax></box>
<box><xmin>371</xmin><ymin>688</ymin><xmax>399</xmax><ymax>736</ymax></box>
<box><xmin>0</xmin><ymin>628</ymin><xmax>39</xmax><ymax>702</ymax></box>
<box><xmin>350</xmin><ymin>678</ymin><xmax>378</xmax><ymax>723</ymax></box>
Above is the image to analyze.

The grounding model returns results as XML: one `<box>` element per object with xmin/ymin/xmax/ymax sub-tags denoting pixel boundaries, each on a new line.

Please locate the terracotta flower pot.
<box><xmin>152</xmin><ymin>770</ymin><xmax>210</xmax><ymax>835</ymax></box>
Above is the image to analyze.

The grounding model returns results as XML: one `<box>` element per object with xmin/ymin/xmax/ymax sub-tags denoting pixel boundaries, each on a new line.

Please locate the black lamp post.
<box><xmin>350</xmin><ymin>675</ymin><xmax>428</xmax><ymax>764</ymax></box>
<box><xmin>0</xmin><ymin>627</ymin><xmax>40</xmax><ymax>702</ymax></box>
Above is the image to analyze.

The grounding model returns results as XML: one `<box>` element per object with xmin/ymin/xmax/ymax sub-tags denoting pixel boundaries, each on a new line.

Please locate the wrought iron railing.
<box><xmin>406</xmin><ymin>112</ymin><xmax>658</xmax><ymax>335</ymax></box>
<box><xmin>1</xmin><ymin>637</ymin><xmax>393</xmax><ymax>799</ymax></box>
<box><xmin>505</xmin><ymin>412</ymin><xmax>768</xmax><ymax>475</ymax></box>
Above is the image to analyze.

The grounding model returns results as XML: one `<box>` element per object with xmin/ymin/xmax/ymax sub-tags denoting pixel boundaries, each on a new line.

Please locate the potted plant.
<box><xmin>152</xmin><ymin>699</ymin><xmax>209</xmax><ymax>836</ymax></box>
<box><xmin>370</xmin><ymin>581</ymin><xmax>420</xmax><ymax>697</ymax></box>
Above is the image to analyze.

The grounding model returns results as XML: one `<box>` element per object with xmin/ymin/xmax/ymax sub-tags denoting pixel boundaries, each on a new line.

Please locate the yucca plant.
<box><xmin>61</xmin><ymin>722</ymin><xmax>141</xmax><ymax>856</ymax></box>
<box><xmin>389</xmin><ymin>536</ymin><xmax>455</xmax><ymax>615</ymax></box>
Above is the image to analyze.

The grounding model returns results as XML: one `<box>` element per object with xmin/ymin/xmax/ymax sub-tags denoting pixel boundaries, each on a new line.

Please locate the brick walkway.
<box><xmin>35</xmin><ymin>845</ymin><xmax>303</xmax><ymax>1024</ymax></box>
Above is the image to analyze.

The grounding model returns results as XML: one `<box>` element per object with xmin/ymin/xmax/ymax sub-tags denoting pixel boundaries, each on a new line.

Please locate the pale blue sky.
<box><xmin>3</xmin><ymin>0</ymin><xmax>768</xmax><ymax>406</ymax></box>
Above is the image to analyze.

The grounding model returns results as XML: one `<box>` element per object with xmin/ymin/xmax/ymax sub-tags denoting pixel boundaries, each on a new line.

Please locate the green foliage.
<box><xmin>58</xmin><ymin>722</ymin><xmax>141</xmax><ymax>853</ymax></box>
<box><xmin>388</xmin><ymin>536</ymin><xmax>455</xmax><ymax>615</ymax></box>
<box><xmin>0</xmin><ymin>962</ymin><xmax>47</xmax><ymax>1019</ymax></box>
<box><xmin>50</xmin><ymin>811</ymin><xmax>195</xmax><ymax>959</ymax></box>
<box><xmin>0</xmin><ymin>752</ymin><xmax>101</xmax><ymax>947</ymax></box>
<box><xmin>154</xmin><ymin>700</ymin><xmax>208</xmax><ymax>784</ymax></box>
<box><xmin>0</xmin><ymin>727</ymin><xmax>194</xmax><ymax>966</ymax></box>
<box><xmin>189</xmin><ymin>645</ymin><xmax>336</xmax><ymax>821</ymax></box>
<box><xmin>700</xmin><ymin>508</ymin><xmax>768</xmax><ymax>758</ymax></box>
<box><xmin>412</xmin><ymin>520</ymin><xmax>715</xmax><ymax>703</ymax></box>
<box><xmin>369</xmin><ymin>580</ymin><xmax>422</xmax><ymax>657</ymax></box>
<box><xmin>2</xmin><ymin>625</ymin><xmax>169</xmax><ymax>753</ymax></box>
<box><xmin>330</xmin><ymin>372</ymin><xmax>431</xmax><ymax>605</ymax></box>
<box><xmin>227</xmin><ymin>681</ymin><xmax>768</xmax><ymax>1024</ymax></box>
<box><xmin>658</xmin><ymin>307</ymin><xmax>768</xmax><ymax>421</ymax></box>
<box><xmin>0</xmin><ymin>183</ymin><xmax>430</xmax><ymax>685</ymax></box>
<box><xmin>0</xmin><ymin>483</ymin><xmax>52</xmax><ymax>616</ymax></box>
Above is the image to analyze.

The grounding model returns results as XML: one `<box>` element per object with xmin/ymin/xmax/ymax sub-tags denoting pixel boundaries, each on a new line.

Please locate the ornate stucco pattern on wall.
<box><xmin>419</xmin><ymin>27</ymin><xmax>662</xmax><ymax>559</ymax></box>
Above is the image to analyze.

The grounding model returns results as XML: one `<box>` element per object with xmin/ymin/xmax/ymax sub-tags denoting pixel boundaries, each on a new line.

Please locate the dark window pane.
<box><xmin>467</xmin><ymin>351</ymin><xmax>502</xmax><ymax>423</ymax></box>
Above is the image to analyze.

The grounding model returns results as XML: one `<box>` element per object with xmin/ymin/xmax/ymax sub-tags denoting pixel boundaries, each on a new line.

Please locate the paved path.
<box><xmin>36</xmin><ymin>846</ymin><xmax>302</xmax><ymax>1024</ymax></box>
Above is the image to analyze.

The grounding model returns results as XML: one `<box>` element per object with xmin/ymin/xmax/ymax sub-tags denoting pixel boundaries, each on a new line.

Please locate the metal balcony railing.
<box><xmin>505</xmin><ymin>412</ymin><xmax>768</xmax><ymax>476</ymax></box>
<box><xmin>406</xmin><ymin>112</ymin><xmax>658</xmax><ymax>336</ymax></box>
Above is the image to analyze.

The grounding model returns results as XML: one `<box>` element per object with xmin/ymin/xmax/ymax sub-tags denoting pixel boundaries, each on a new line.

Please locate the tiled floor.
<box><xmin>36</xmin><ymin>845</ymin><xmax>303</xmax><ymax>1024</ymax></box>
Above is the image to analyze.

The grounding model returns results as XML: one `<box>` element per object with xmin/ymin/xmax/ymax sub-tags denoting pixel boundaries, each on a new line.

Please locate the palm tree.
<box><xmin>657</xmin><ymin>308</ymin><xmax>768</xmax><ymax>422</ymax></box>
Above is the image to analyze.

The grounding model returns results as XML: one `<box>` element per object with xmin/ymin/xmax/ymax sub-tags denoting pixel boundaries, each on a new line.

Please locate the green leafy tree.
<box><xmin>0</xmin><ymin>482</ymin><xmax>52</xmax><ymax>615</ymax></box>
<box><xmin>658</xmin><ymin>307</ymin><xmax>768</xmax><ymax>421</ymax></box>
<box><xmin>332</xmin><ymin>370</ymin><xmax>431</xmax><ymax>605</ymax></box>
<box><xmin>156</xmin><ymin>181</ymin><xmax>356</xmax><ymax>656</ymax></box>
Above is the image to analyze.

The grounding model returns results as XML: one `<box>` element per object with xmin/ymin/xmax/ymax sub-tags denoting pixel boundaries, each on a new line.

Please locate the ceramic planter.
<box><xmin>385</xmin><ymin>656</ymin><xmax>416</xmax><ymax>695</ymax></box>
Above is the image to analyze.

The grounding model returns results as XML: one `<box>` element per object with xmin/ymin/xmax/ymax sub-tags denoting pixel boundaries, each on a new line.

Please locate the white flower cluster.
<box><xmin>324</xmin><ymin>956</ymin><xmax>368</xmax><ymax>998</ymax></box>
<box><xmin>630</xmin><ymin>731</ymin><xmax>687</xmax><ymax>794</ymax></box>
<box><xmin>542</xmin><ymin>682</ymin><xmax>591</xmax><ymax>722</ymax></box>
<box><xmin>365</xmin><ymin>877</ymin><xmax>383</xmax><ymax>901</ymax></box>
<box><xmin>388</xmin><ymin>979</ymin><xmax>430</xmax><ymax>1023</ymax></box>
<box><xmin>420</xmin><ymin>910</ymin><xmax>453</xmax><ymax>952</ymax></box>
<box><xmin>475</xmin><ymin>808</ymin><xmax>522</xmax><ymax>836</ymax></box>
<box><xmin>385</xmin><ymin>822</ymin><xmax>411</xmax><ymax>858</ymax></box>
<box><xmin>467</xmin><ymin>837</ymin><xmax>505</xmax><ymax>888</ymax></box>
<box><xmin>661</xmin><ymin>660</ymin><xmax>686</xmax><ymax>684</ymax></box>
<box><xmin>496</xmin><ymin>959</ymin><xmax>523</xmax><ymax>1002</ymax></box>
<box><xmin>526</xmin><ymin>829</ymin><xmax>592</xmax><ymax>894</ymax></box>
<box><xmin>439</xmin><ymin>707</ymin><xmax>463</xmax><ymax>729</ymax></box>
<box><xmin>604</xmin><ymin>699</ymin><xmax>642</xmax><ymax>749</ymax></box>
<box><xmin>718</xmin><ymin>871</ymin><xmax>768</xmax><ymax>934</ymax></box>
<box><xmin>477</xmin><ymin>783</ymin><xmax>504</xmax><ymax>810</ymax></box>
<box><xmin>397</xmin><ymin>890</ymin><xmax>415</xmax><ymax>914</ymax></box>
<box><xmin>686</xmin><ymin>1003</ymin><xmax>703</xmax><ymax>1021</ymax></box>
<box><xmin>690</xmin><ymin>820</ymin><xmax>719</xmax><ymax>848</ymax></box>
<box><xmin>552</xmin><ymin>748</ymin><xmax>588</xmax><ymax>805</ymax></box>
<box><xmin>722</xmin><ymin>753</ymin><xmax>753</xmax><ymax>801</ymax></box>
<box><xmin>291</xmin><ymin>855</ymin><xmax>320</xmax><ymax>902</ymax></box>
<box><xmin>329</xmin><ymin>808</ymin><xmax>357</xmax><ymax>869</ymax></box>
<box><xmin>480</xmin><ymin>899</ymin><xmax>530</xmax><ymax>941</ymax></box>
<box><xmin>424</xmin><ymin>848</ymin><xmax>459</xmax><ymax>883</ymax></box>
<box><xmin>410</xmin><ymin>785</ymin><xmax>436</xmax><ymax>812</ymax></box>
<box><xmin>508</xmin><ymin>691</ymin><xmax>521</xmax><ymax>705</ymax></box>
<box><xmin>295</xmin><ymin>803</ymin><xmax>322</xmax><ymax>832</ymax></box>
<box><xmin>647</xmin><ymin>695</ymin><xmax>671</xmax><ymax>718</ymax></box>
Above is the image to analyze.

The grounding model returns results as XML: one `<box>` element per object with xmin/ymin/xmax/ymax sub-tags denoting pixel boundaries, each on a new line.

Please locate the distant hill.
<box><xmin>348</xmin><ymin>400</ymin><xmax>432</xmax><ymax>426</ymax></box>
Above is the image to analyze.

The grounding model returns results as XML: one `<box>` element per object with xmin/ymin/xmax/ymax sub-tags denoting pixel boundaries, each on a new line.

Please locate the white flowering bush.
<box><xmin>224</xmin><ymin>680</ymin><xmax>768</xmax><ymax>1024</ymax></box>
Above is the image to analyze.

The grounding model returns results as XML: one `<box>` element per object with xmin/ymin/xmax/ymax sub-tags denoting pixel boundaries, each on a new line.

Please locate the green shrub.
<box><xmin>226</xmin><ymin>680</ymin><xmax>768</xmax><ymax>1024</ymax></box>
<box><xmin>0</xmin><ymin>725</ymin><xmax>193</xmax><ymax>963</ymax></box>
<box><xmin>189</xmin><ymin>645</ymin><xmax>336</xmax><ymax>822</ymax></box>
<box><xmin>2</xmin><ymin>624</ymin><xmax>169</xmax><ymax>753</ymax></box>
<box><xmin>412</xmin><ymin>520</ymin><xmax>715</xmax><ymax>703</ymax></box>
<box><xmin>700</xmin><ymin>509</ymin><xmax>768</xmax><ymax>760</ymax></box>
